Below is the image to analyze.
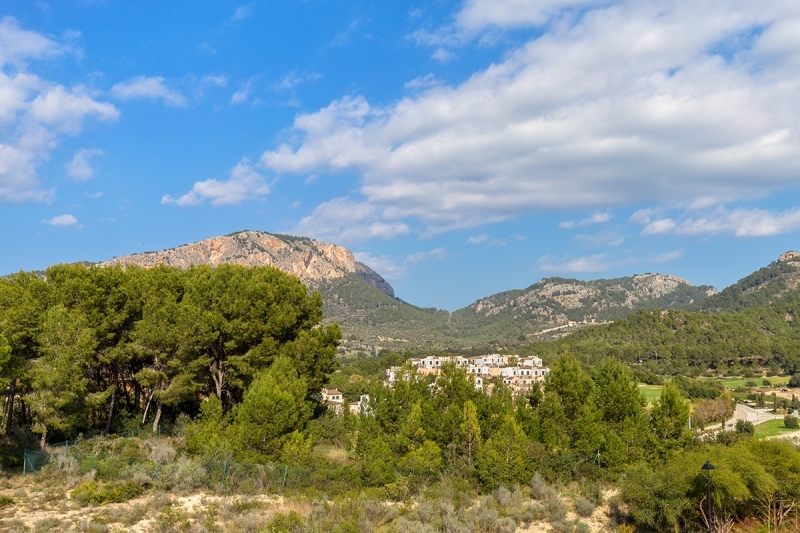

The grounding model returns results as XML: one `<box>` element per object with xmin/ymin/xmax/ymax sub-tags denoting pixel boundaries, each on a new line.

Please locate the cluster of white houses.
<box><xmin>386</xmin><ymin>354</ymin><xmax>550</xmax><ymax>395</ymax></box>
<box><xmin>319</xmin><ymin>354</ymin><xmax>551</xmax><ymax>413</ymax></box>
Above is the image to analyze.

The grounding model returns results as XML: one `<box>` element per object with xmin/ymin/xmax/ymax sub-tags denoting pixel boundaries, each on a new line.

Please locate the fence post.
<box><xmin>155</xmin><ymin>459</ymin><xmax>159</xmax><ymax>480</ymax></box>
<box><xmin>282</xmin><ymin>465</ymin><xmax>288</xmax><ymax>490</ymax></box>
<box><xmin>158</xmin><ymin>424</ymin><xmax>161</xmax><ymax>438</ymax></box>
<box><xmin>65</xmin><ymin>440</ymin><xmax>69</xmax><ymax>456</ymax></box>
<box><xmin>22</xmin><ymin>449</ymin><xmax>26</xmax><ymax>475</ymax></box>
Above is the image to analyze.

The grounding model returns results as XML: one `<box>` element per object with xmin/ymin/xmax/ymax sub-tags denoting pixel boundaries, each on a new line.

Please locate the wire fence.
<box><xmin>21</xmin><ymin>435</ymin><xmax>362</xmax><ymax>495</ymax></box>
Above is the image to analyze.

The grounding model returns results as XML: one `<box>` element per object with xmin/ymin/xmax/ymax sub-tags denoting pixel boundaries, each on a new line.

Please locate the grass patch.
<box><xmin>638</xmin><ymin>385</ymin><xmax>663</xmax><ymax>405</ymax></box>
<box><xmin>754</xmin><ymin>419</ymin><xmax>799</xmax><ymax>439</ymax></box>
<box><xmin>717</xmin><ymin>376</ymin><xmax>790</xmax><ymax>389</ymax></box>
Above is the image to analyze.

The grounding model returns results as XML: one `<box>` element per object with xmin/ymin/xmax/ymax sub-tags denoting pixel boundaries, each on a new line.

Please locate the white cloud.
<box><xmin>536</xmin><ymin>249</ymin><xmax>683</xmax><ymax>273</ymax></box>
<box><xmin>641</xmin><ymin>218</ymin><xmax>677</xmax><ymax>235</ymax></box>
<box><xmin>405</xmin><ymin>247</ymin><xmax>449</xmax><ymax>266</ymax></box>
<box><xmin>404</xmin><ymin>73</ymin><xmax>442</xmax><ymax>91</ymax></box>
<box><xmin>202</xmin><ymin>75</ymin><xmax>228</xmax><ymax>88</ymax></box>
<box><xmin>431</xmin><ymin>48</ymin><xmax>454</xmax><ymax>62</ymax></box>
<box><xmin>0</xmin><ymin>18</ymin><xmax>118</xmax><ymax>203</ymax></box>
<box><xmin>111</xmin><ymin>76</ymin><xmax>187</xmax><ymax>107</ymax></box>
<box><xmin>43</xmin><ymin>214</ymin><xmax>82</xmax><ymax>228</ymax></box>
<box><xmin>467</xmin><ymin>233</ymin><xmax>488</xmax><ymax>244</ymax></box>
<box><xmin>456</xmin><ymin>0</ymin><xmax>600</xmax><ymax>31</ymax></box>
<box><xmin>278</xmin><ymin>71</ymin><xmax>322</xmax><ymax>91</ymax></box>
<box><xmin>355</xmin><ymin>247</ymin><xmax>450</xmax><ymax>280</ymax></box>
<box><xmin>261</xmin><ymin>1</ymin><xmax>800</xmax><ymax>235</ymax></box>
<box><xmin>230</xmin><ymin>80</ymin><xmax>252</xmax><ymax>105</ymax></box>
<box><xmin>294</xmin><ymin>197</ymin><xmax>410</xmax><ymax>244</ymax></box>
<box><xmin>354</xmin><ymin>252</ymin><xmax>408</xmax><ymax>280</ymax></box>
<box><xmin>66</xmin><ymin>148</ymin><xmax>104</xmax><ymax>181</ymax></box>
<box><xmin>560</xmin><ymin>212</ymin><xmax>612</xmax><ymax>229</ymax></box>
<box><xmin>162</xmin><ymin>159</ymin><xmax>269</xmax><ymax>206</ymax></box>
<box><xmin>231</xmin><ymin>4</ymin><xmax>254</xmax><ymax>21</ymax></box>
<box><xmin>639</xmin><ymin>206</ymin><xmax>800</xmax><ymax>237</ymax></box>
<box><xmin>0</xmin><ymin>16</ymin><xmax>62</xmax><ymax>67</ymax></box>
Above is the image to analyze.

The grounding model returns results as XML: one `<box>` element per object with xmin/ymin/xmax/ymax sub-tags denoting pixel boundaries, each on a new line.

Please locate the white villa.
<box><xmin>386</xmin><ymin>354</ymin><xmax>549</xmax><ymax>395</ymax></box>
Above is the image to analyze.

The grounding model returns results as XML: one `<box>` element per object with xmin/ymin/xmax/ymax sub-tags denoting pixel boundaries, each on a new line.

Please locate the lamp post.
<box><xmin>701</xmin><ymin>460</ymin><xmax>716</xmax><ymax>532</ymax></box>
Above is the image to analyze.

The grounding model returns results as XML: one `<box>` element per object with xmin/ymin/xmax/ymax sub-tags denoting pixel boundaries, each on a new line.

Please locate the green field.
<box><xmin>754</xmin><ymin>418</ymin><xmax>799</xmax><ymax>439</ymax></box>
<box><xmin>638</xmin><ymin>384</ymin><xmax>664</xmax><ymax>404</ymax></box>
<box><xmin>703</xmin><ymin>376</ymin><xmax>791</xmax><ymax>389</ymax></box>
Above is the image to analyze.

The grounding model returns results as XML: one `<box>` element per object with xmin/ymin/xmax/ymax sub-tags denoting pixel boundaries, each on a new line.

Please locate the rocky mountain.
<box><xmin>693</xmin><ymin>251</ymin><xmax>800</xmax><ymax>313</ymax></box>
<box><xmin>100</xmin><ymin>230</ymin><xmax>395</xmax><ymax>297</ymax></box>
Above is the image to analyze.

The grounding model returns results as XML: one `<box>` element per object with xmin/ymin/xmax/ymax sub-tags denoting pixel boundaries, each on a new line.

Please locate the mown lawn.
<box><xmin>638</xmin><ymin>384</ymin><xmax>664</xmax><ymax>405</ymax></box>
<box><xmin>754</xmin><ymin>418</ymin><xmax>798</xmax><ymax>439</ymax></box>
<box><xmin>714</xmin><ymin>376</ymin><xmax>790</xmax><ymax>389</ymax></box>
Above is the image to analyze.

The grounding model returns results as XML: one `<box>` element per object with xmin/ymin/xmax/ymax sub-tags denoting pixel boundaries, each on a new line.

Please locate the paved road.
<box><xmin>701</xmin><ymin>404</ymin><xmax>783</xmax><ymax>432</ymax></box>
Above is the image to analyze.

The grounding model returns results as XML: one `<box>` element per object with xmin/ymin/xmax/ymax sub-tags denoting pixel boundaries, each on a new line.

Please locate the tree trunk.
<box><xmin>103</xmin><ymin>384</ymin><xmax>117</xmax><ymax>435</ymax></box>
<box><xmin>152</xmin><ymin>401</ymin><xmax>162</xmax><ymax>434</ymax></box>
<box><xmin>134</xmin><ymin>383</ymin><xmax>141</xmax><ymax>412</ymax></box>
<box><xmin>142</xmin><ymin>389</ymin><xmax>155</xmax><ymax>425</ymax></box>
<box><xmin>5</xmin><ymin>378</ymin><xmax>15</xmax><ymax>436</ymax></box>
<box><xmin>39</xmin><ymin>427</ymin><xmax>47</xmax><ymax>450</ymax></box>
<box><xmin>211</xmin><ymin>360</ymin><xmax>224</xmax><ymax>400</ymax></box>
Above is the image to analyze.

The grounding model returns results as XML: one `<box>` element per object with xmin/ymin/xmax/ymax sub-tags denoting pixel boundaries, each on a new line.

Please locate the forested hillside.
<box><xmin>0</xmin><ymin>263</ymin><xmax>340</xmax><ymax>447</ymax></box>
<box><xmin>528</xmin><ymin>291</ymin><xmax>800</xmax><ymax>376</ymax></box>
<box><xmin>692</xmin><ymin>252</ymin><xmax>800</xmax><ymax>312</ymax></box>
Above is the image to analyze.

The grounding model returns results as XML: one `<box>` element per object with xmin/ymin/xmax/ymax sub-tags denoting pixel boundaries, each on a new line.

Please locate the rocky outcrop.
<box><xmin>99</xmin><ymin>230</ymin><xmax>395</xmax><ymax>297</ymax></box>
<box><xmin>465</xmin><ymin>273</ymin><xmax>713</xmax><ymax>325</ymax></box>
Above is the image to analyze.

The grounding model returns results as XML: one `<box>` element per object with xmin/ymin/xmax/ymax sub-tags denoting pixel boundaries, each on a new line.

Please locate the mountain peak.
<box><xmin>99</xmin><ymin>230</ymin><xmax>395</xmax><ymax>297</ymax></box>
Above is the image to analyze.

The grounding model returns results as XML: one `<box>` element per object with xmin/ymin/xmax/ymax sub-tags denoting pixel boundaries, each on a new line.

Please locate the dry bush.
<box><xmin>531</xmin><ymin>473</ymin><xmax>558</xmax><ymax>502</ymax></box>
<box><xmin>575</xmin><ymin>496</ymin><xmax>595</xmax><ymax>518</ymax></box>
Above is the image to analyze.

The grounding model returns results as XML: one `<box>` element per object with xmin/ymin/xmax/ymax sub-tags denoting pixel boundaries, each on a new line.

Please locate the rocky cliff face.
<box><xmin>100</xmin><ymin>230</ymin><xmax>395</xmax><ymax>297</ymax></box>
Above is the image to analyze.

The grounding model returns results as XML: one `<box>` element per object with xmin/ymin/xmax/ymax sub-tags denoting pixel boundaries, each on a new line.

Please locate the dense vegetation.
<box><xmin>526</xmin><ymin>292</ymin><xmax>800</xmax><ymax>376</ymax></box>
<box><xmin>0</xmin><ymin>263</ymin><xmax>340</xmax><ymax>449</ymax></box>
<box><xmin>4</xmin><ymin>263</ymin><xmax>800</xmax><ymax>532</ymax></box>
<box><xmin>693</xmin><ymin>258</ymin><xmax>800</xmax><ymax>312</ymax></box>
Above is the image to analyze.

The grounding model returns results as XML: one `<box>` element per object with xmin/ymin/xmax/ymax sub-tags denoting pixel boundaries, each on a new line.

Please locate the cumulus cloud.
<box><xmin>0</xmin><ymin>18</ymin><xmax>118</xmax><ymax>202</ymax></box>
<box><xmin>294</xmin><ymin>197</ymin><xmax>410</xmax><ymax>244</ymax></box>
<box><xmin>536</xmin><ymin>249</ymin><xmax>683</xmax><ymax>273</ymax></box>
<box><xmin>0</xmin><ymin>16</ymin><xmax>62</xmax><ymax>67</ymax></box>
<box><xmin>66</xmin><ymin>148</ymin><xmax>104</xmax><ymax>181</ymax></box>
<box><xmin>43</xmin><ymin>214</ymin><xmax>81</xmax><ymax>228</ymax></box>
<box><xmin>162</xmin><ymin>159</ymin><xmax>269</xmax><ymax>206</ymax></box>
<box><xmin>261</xmin><ymin>1</ymin><xmax>800</xmax><ymax>235</ymax></box>
<box><xmin>111</xmin><ymin>76</ymin><xmax>187</xmax><ymax>107</ymax></box>
<box><xmin>456</xmin><ymin>0</ymin><xmax>601</xmax><ymax>31</ymax></box>
<box><xmin>638</xmin><ymin>206</ymin><xmax>800</xmax><ymax>237</ymax></box>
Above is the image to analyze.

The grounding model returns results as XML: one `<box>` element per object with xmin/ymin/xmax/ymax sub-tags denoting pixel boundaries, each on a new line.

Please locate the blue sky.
<box><xmin>3</xmin><ymin>0</ymin><xmax>800</xmax><ymax>311</ymax></box>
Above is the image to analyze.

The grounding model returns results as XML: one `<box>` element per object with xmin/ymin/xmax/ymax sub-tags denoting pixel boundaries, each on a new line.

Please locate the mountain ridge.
<box><xmin>99</xmin><ymin>230</ymin><xmax>396</xmax><ymax>297</ymax></box>
<box><xmin>54</xmin><ymin>230</ymin><xmax>800</xmax><ymax>353</ymax></box>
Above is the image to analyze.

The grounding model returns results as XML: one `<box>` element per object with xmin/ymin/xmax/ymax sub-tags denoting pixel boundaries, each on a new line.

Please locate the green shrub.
<box><xmin>71</xmin><ymin>480</ymin><xmax>144</xmax><ymax>505</ymax></box>
<box><xmin>262</xmin><ymin>511</ymin><xmax>305</xmax><ymax>533</ymax></box>
<box><xmin>575</xmin><ymin>496</ymin><xmax>595</xmax><ymax>518</ymax></box>
<box><xmin>785</xmin><ymin>415</ymin><xmax>799</xmax><ymax>429</ymax></box>
<box><xmin>0</xmin><ymin>495</ymin><xmax>14</xmax><ymax>508</ymax></box>
<box><xmin>531</xmin><ymin>472</ymin><xmax>557</xmax><ymax>502</ymax></box>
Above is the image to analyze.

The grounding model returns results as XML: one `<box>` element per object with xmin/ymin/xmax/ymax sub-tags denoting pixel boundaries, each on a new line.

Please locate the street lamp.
<box><xmin>701</xmin><ymin>460</ymin><xmax>715</xmax><ymax>532</ymax></box>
